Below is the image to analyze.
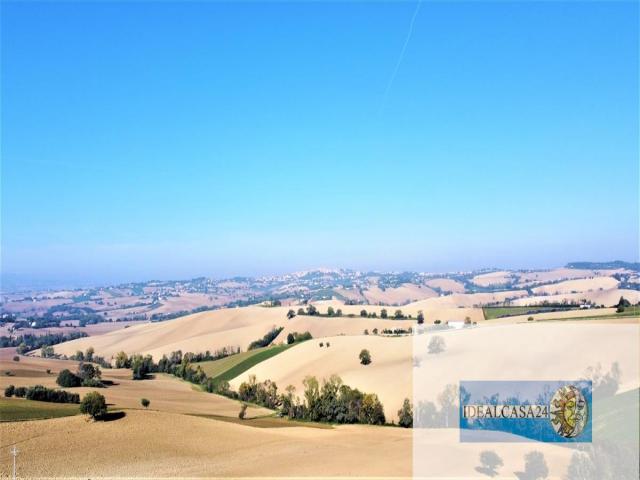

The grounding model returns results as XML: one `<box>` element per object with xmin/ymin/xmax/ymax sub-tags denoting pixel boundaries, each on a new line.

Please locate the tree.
<box><xmin>57</xmin><ymin>369</ymin><xmax>82</xmax><ymax>388</ymax></box>
<box><xmin>417</xmin><ymin>311</ymin><xmax>425</xmax><ymax>325</ymax></box>
<box><xmin>335</xmin><ymin>309</ymin><xmax>342</xmax><ymax>317</ymax></box>
<box><xmin>41</xmin><ymin>345</ymin><xmax>54</xmax><ymax>358</ymax></box>
<box><xmin>130</xmin><ymin>354</ymin><xmax>154</xmax><ymax>380</ymax></box>
<box><xmin>428</xmin><ymin>336</ymin><xmax>446</xmax><ymax>354</ymax></box>
<box><xmin>78</xmin><ymin>362</ymin><xmax>101</xmax><ymax>382</ymax></box>
<box><xmin>287</xmin><ymin>333</ymin><xmax>295</xmax><ymax>345</ymax></box>
<box><xmin>297</xmin><ymin>308</ymin><xmax>305</xmax><ymax>316</ymax></box>
<box><xmin>522</xmin><ymin>451</ymin><xmax>548</xmax><ymax>480</ymax></box>
<box><xmin>380</xmin><ymin>309</ymin><xmax>388</xmax><ymax>319</ymax></box>
<box><xmin>80</xmin><ymin>392</ymin><xmax>107</xmax><ymax>420</ymax></box>
<box><xmin>85</xmin><ymin>346</ymin><xmax>94</xmax><ymax>362</ymax></box>
<box><xmin>12</xmin><ymin>356</ymin><xmax>19</xmax><ymax>362</ymax></box>
<box><xmin>360</xmin><ymin>309</ymin><xmax>368</xmax><ymax>317</ymax></box>
<box><xmin>397</xmin><ymin>398</ymin><xmax>413</xmax><ymax>428</ymax></box>
<box><xmin>478</xmin><ymin>450</ymin><xmax>503</xmax><ymax>476</ymax></box>
<box><xmin>287</xmin><ymin>309</ymin><xmax>296</xmax><ymax>319</ymax></box>
<box><xmin>327</xmin><ymin>306</ymin><xmax>335</xmax><ymax>316</ymax></box>
<box><xmin>359</xmin><ymin>393</ymin><xmax>385</xmax><ymax>425</ymax></box>
<box><xmin>394</xmin><ymin>309</ymin><xmax>403</xmax><ymax>319</ymax></box>
<box><xmin>364</xmin><ymin>329</ymin><xmax>369</xmax><ymax>335</ymax></box>
<box><xmin>115</xmin><ymin>351</ymin><xmax>129</xmax><ymax>369</ymax></box>
<box><xmin>359</xmin><ymin>349</ymin><xmax>372</xmax><ymax>365</ymax></box>
<box><xmin>239</xmin><ymin>403</ymin><xmax>247</xmax><ymax>420</ymax></box>
<box><xmin>372</xmin><ymin>328</ymin><xmax>378</xmax><ymax>335</ymax></box>
<box><xmin>141</xmin><ymin>398</ymin><xmax>150</xmax><ymax>408</ymax></box>
<box><xmin>306</xmin><ymin>304</ymin><xmax>318</xmax><ymax>316</ymax></box>
<box><xmin>4</xmin><ymin>385</ymin><xmax>15</xmax><ymax>397</ymax></box>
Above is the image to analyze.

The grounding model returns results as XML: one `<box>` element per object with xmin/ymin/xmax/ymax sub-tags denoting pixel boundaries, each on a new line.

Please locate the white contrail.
<box><xmin>380</xmin><ymin>0</ymin><xmax>422</xmax><ymax>114</ymax></box>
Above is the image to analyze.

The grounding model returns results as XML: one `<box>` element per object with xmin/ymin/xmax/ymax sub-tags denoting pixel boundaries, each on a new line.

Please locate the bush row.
<box><xmin>4</xmin><ymin>384</ymin><xmax>80</xmax><ymax>403</ymax></box>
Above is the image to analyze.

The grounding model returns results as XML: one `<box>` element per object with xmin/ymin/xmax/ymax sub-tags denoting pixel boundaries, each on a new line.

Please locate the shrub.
<box><xmin>372</xmin><ymin>328</ymin><xmax>378</xmax><ymax>335</ymax></box>
<box><xmin>248</xmin><ymin>327</ymin><xmax>284</xmax><ymax>350</ymax></box>
<box><xmin>81</xmin><ymin>378</ymin><xmax>104</xmax><ymax>388</ymax></box>
<box><xmin>57</xmin><ymin>369</ymin><xmax>82</xmax><ymax>388</ymax></box>
<box><xmin>80</xmin><ymin>392</ymin><xmax>107</xmax><ymax>419</ymax></box>
<box><xmin>434</xmin><ymin>319</ymin><xmax>441</xmax><ymax>325</ymax></box>
<box><xmin>428</xmin><ymin>336</ymin><xmax>446</xmax><ymax>354</ymax></box>
<box><xmin>287</xmin><ymin>309</ymin><xmax>296</xmax><ymax>319</ymax></box>
<box><xmin>141</xmin><ymin>398</ymin><xmax>150</xmax><ymax>408</ymax></box>
<box><xmin>359</xmin><ymin>349</ymin><xmax>372</xmax><ymax>365</ymax></box>
<box><xmin>4</xmin><ymin>385</ymin><xmax>15</xmax><ymax>397</ymax></box>
<box><xmin>14</xmin><ymin>387</ymin><xmax>27</xmax><ymax>398</ymax></box>
<box><xmin>25</xmin><ymin>385</ymin><xmax>80</xmax><ymax>403</ymax></box>
<box><xmin>46</xmin><ymin>369</ymin><xmax>51</xmax><ymax>374</ymax></box>
<box><xmin>287</xmin><ymin>331</ymin><xmax>312</xmax><ymax>344</ymax></box>
<box><xmin>319</xmin><ymin>342</ymin><xmax>324</xmax><ymax>347</ymax></box>
<box><xmin>325</xmin><ymin>342</ymin><xmax>330</xmax><ymax>347</ymax></box>
<box><xmin>364</xmin><ymin>329</ymin><xmax>369</xmax><ymax>335</ymax></box>
<box><xmin>12</xmin><ymin>356</ymin><xmax>19</xmax><ymax>362</ymax></box>
<box><xmin>115</xmin><ymin>351</ymin><xmax>130</xmax><ymax>368</ymax></box>
<box><xmin>528</xmin><ymin>316</ymin><xmax>534</xmax><ymax>321</ymax></box>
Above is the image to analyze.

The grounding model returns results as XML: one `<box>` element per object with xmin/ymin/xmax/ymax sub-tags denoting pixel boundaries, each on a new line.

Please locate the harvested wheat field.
<box><xmin>275</xmin><ymin>315</ymin><xmax>414</xmax><ymax>342</ymax></box>
<box><xmin>471</xmin><ymin>270</ymin><xmax>513</xmax><ymax>286</ymax></box>
<box><xmin>511</xmin><ymin>288</ymin><xmax>640</xmax><ymax>307</ymax></box>
<box><xmin>424</xmin><ymin>277</ymin><xmax>466</xmax><ymax>293</ymax></box>
<box><xmin>414</xmin><ymin>322</ymin><xmax>640</xmax><ymax>400</ymax></box>
<box><xmin>531</xmin><ymin>276</ymin><xmax>619</xmax><ymax>295</ymax></box>
<box><xmin>412</xmin><ymin>321</ymin><xmax>640</xmax><ymax>478</ymax></box>
<box><xmin>49</xmin><ymin>303</ymin><xmax>483</xmax><ymax>362</ymax></box>
<box><xmin>0</xmin><ymin>409</ymin><xmax>411</xmax><ymax>478</ymax></box>
<box><xmin>0</xmin><ymin>349</ymin><xmax>269</xmax><ymax>418</ymax></box>
<box><xmin>406</xmin><ymin>290</ymin><xmax>528</xmax><ymax>309</ymax></box>
<box><xmin>230</xmin><ymin>334</ymin><xmax>413</xmax><ymax>423</ymax></box>
<box><xmin>361</xmin><ymin>284</ymin><xmax>438</xmax><ymax>305</ymax></box>
<box><xmin>50</xmin><ymin>306</ymin><xmax>295</xmax><ymax>360</ymax></box>
<box><xmin>515</xmin><ymin>268</ymin><xmax>622</xmax><ymax>286</ymax></box>
<box><xmin>482</xmin><ymin>307</ymin><xmax>639</xmax><ymax>325</ymax></box>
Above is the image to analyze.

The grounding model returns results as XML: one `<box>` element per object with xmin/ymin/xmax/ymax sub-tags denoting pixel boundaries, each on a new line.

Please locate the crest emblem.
<box><xmin>550</xmin><ymin>385</ymin><xmax>588</xmax><ymax>438</ymax></box>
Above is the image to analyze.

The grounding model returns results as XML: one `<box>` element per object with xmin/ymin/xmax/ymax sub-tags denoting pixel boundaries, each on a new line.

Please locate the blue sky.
<box><xmin>2</xmin><ymin>1</ymin><xmax>638</xmax><ymax>286</ymax></box>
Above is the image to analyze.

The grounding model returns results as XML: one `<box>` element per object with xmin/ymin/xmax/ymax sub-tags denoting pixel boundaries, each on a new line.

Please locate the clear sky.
<box><xmin>2</xmin><ymin>1</ymin><xmax>638</xmax><ymax>286</ymax></box>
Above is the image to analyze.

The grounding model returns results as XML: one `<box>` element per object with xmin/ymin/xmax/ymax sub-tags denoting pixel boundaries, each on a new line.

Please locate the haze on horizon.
<box><xmin>2</xmin><ymin>1</ymin><xmax>638</xmax><ymax>288</ymax></box>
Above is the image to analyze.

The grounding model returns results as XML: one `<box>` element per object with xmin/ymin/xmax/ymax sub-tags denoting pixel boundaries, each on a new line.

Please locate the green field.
<box><xmin>198</xmin><ymin>344</ymin><xmax>294</xmax><ymax>385</ymax></box>
<box><xmin>594</xmin><ymin>388</ymin><xmax>639</xmax><ymax>443</ymax></box>
<box><xmin>482</xmin><ymin>306</ymin><xmax>574</xmax><ymax>320</ymax></box>
<box><xmin>0</xmin><ymin>397</ymin><xmax>80</xmax><ymax>422</ymax></box>
<box><xmin>191</xmin><ymin>413</ymin><xmax>333</xmax><ymax>429</ymax></box>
